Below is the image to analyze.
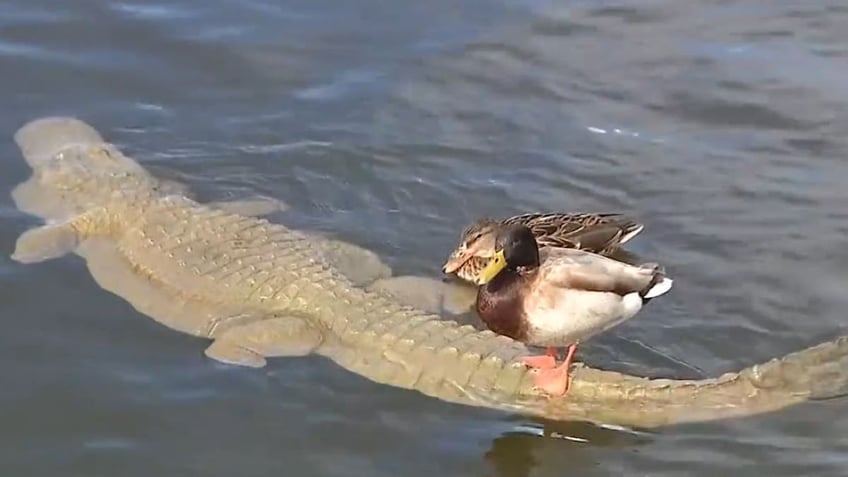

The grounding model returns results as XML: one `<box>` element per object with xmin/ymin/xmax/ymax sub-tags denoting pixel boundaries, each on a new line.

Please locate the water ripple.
<box><xmin>2</xmin><ymin>0</ymin><xmax>848</xmax><ymax>475</ymax></box>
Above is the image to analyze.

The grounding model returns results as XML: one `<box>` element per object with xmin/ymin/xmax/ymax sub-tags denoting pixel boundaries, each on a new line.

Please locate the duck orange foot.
<box><xmin>518</xmin><ymin>346</ymin><xmax>558</xmax><ymax>369</ymax></box>
<box><xmin>531</xmin><ymin>365</ymin><xmax>571</xmax><ymax>396</ymax></box>
<box><xmin>527</xmin><ymin>343</ymin><xmax>578</xmax><ymax>397</ymax></box>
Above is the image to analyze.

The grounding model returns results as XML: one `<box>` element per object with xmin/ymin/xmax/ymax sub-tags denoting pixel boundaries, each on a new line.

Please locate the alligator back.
<box><xmin>10</xmin><ymin>116</ymin><xmax>848</xmax><ymax>429</ymax></box>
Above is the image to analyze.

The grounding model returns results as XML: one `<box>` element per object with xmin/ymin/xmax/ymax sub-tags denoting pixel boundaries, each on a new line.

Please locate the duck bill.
<box><xmin>442</xmin><ymin>249</ymin><xmax>471</xmax><ymax>274</ymax></box>
<box><xmin>477</xmin><ymin>249</ymin><xmax>506</xmax><ymax>284</ymax></box>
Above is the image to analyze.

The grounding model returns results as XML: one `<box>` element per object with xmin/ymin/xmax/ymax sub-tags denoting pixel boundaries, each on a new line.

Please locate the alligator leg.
<box><xmin>11</xmin><ymin>207</ymin><xmax>109</xmax><ymax>264</ymax></box>
<box><xmin>367</xmin><ymin>275</ymin><xmax>478</xmax><ymax>316</ymax></box>
<box><xmin>206</xmin><ymin>196</ymin><xmax>290</xmax><ymax>217</ymax></box>
<box><xmin>204</xmin><ymin>316</ymin><xmax>324</xmax><ymax>368</ymax></box>
<box><xmin>309</xmin><ymin>236</ymin><xmax>393</xmax><ymax>287</ymax></box>
<box><xmin>532</xmin><ymin>343</ymin><xmax>579</xmax><ymax>396</ymax></box>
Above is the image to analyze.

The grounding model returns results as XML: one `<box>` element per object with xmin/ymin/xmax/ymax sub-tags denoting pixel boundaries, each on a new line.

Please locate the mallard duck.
<box><xmin>474</xmin><ymin>223</ymin><xmax>672</xmax><ymax>396</ymax></box>
<box><xmin>442</xmin><ymin>212</ymin><xmax>643</xmax><ymax>285</ymax></box>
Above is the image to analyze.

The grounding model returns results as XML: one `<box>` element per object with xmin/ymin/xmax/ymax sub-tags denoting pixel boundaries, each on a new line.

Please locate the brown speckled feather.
<box><xmin>503</xmin><ymin>212</ymin><xmax>642</xmax><ymax>254</ymax></box>
<box><xmin>445</xmin><ymin>212</ymin><xmax>644</xmax><ymax>285</ymax></box>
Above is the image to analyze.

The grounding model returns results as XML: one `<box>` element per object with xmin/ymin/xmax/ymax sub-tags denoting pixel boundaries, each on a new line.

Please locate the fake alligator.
<box><xmin>10</xmin><ymin>117</ymin><xmax>848</xmax><ymax>428</ymax></box>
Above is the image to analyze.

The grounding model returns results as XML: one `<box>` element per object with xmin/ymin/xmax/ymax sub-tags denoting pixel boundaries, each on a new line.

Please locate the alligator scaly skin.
<box><xmin>10</xmin><ymin>117</ymin><xmax>848</xmax><ymax>428</ymax></box>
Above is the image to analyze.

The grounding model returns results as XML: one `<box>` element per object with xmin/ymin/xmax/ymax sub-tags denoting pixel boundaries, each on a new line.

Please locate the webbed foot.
<box><xmin>518</xmin><ymin>346</ymin><xmax>558</xmax><ymax>369</ymax></box>
<box><xmin>532</xmin><ymin>366</ymin><xmax>571</xmax><ymax>396</ymax></box>
<box><xmin>529</xmin><ymin>343</ymin><xmax>578</xmax><ymax>396</ymax></box>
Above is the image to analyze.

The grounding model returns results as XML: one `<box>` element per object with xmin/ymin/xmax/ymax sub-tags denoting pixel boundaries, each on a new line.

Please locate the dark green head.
<box><xmin>477</xmin><ymin>224</ymin><xmax>540</xmax><ymax>283</ymax></box>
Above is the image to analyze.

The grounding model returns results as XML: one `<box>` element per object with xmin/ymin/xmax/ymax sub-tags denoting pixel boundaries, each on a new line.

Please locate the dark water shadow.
<box><xmin>481</xmin><ymin>415</ymin><xmax>655</xmax><ymax>477</ymax></box>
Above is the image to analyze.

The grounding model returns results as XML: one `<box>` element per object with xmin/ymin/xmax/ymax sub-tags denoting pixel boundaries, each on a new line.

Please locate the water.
<box><xmin>2</xmin><ymin>0</ymin><xmax>848</xmax><ymax>475</ymax></box>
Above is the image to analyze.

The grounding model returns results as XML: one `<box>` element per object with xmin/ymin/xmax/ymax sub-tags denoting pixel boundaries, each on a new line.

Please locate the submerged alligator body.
<box><xmin>9</xmin><ymin>117</ymin><xmax>848</xmax><ymax>429</ymax></box>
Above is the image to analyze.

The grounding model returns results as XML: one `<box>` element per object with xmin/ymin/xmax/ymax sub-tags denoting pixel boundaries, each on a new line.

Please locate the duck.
<box><xmin>474</xmin><ymin>223</ymin><xmax>673</xmax><ymax>396</ymax></box>
<box><xmin>442</xmin><ymin>212</ymin><xmax>644</xmax><ymax>285</ymax></box>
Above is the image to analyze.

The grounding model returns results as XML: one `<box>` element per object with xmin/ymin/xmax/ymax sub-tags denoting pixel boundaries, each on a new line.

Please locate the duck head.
<box><xmin>477</xmin><ymin>224</ymin><xmax>541</xmax><ymax>283</ymax></box>
<box><xmin>441</xmin><ymin>218</ymin><xmax>501</xmax><ymax>274</ymax></box>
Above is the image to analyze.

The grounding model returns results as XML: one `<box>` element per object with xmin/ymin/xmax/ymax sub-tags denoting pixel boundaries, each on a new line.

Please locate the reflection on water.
<box><xmin>2</xmin><ymin>0</ymin><xmax>848</xmax><ymax>476</ymax></box>
<box><xmin>484</xmin><ymin>419</ymin><xmax>654</xmax><ymax>477</ymax></box>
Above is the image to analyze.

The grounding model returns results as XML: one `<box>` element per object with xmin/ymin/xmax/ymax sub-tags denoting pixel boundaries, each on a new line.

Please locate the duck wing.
<box><xmin>535</xmin><ymin>248</ymin><xmax>665</xmax><ymax>297</ymax></box>
<box><xmin>503</xmin><ymin>212</ymin><xmax>644</xmax><ymax>253</ymax></box>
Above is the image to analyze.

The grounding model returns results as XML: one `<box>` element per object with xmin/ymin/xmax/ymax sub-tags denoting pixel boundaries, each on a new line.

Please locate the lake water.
<box><xmin>2</xmin><ymin>1</ymin><xmax>848</xmax><ymax>475</ymax></box>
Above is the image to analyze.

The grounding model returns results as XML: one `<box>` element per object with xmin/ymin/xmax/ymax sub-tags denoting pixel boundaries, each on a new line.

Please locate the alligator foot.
<box><xmin>518</xmin><ymin>347</ymin><xmax>558</xmax><ymax>370</ymax></box>
<box><xmin>207</xmin><ymin>196</ymin><xmax>289</xmax><ymax>217</ymax></box>
<box><xmin>530</xmin><ymin>343</ymin><xmax>578</xmax><ymax>396</ymax></box>
<box><xmin>204</xmin><ymin>315</ymin><xmax>324</xmax><ymax>368</ymax></box>
<box><xmin>12</xmin><ymin>221</ymin><xmax>81</xmax><ymax>264</ymax></box>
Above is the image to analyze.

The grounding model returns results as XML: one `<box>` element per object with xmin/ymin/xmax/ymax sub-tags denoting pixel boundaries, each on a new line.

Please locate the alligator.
<box><xmin>9</xmin><ymin>116</ymin><xmax>848</xmax><ymax>429</ymax></box>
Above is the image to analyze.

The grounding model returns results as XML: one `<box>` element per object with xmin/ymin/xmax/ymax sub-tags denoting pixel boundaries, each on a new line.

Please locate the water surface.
<box><xmin>2</xmin><ymin>1</ymin><xmax>848</xmax><ymax>475</ymax></box>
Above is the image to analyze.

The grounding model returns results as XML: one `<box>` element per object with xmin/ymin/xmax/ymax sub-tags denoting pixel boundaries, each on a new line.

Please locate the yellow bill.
<box><xmin>476</xmin><ymin>249</ymin><xmax>506</xmax><ymax>284</ymax></box>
